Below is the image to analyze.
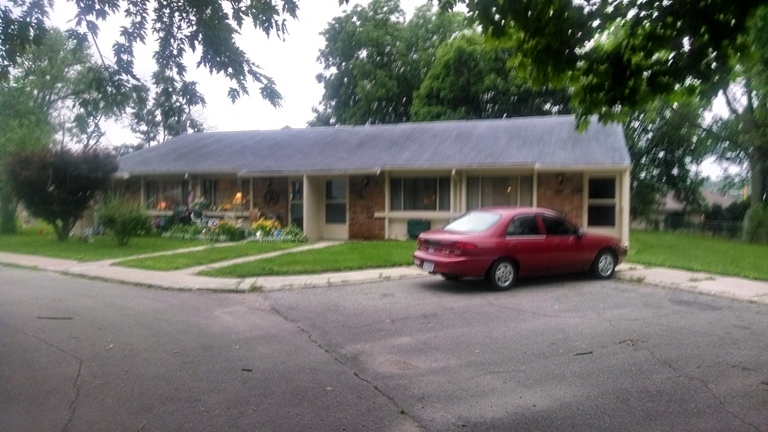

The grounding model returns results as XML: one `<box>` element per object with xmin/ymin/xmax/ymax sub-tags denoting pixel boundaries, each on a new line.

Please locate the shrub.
<box><xmin>743</xmin><ymin>204</ymin><xmax>768</xmax><ymax>243</ymax></box>
<box><xmin>281</xmin><ymin>224</ymin><xmax>307</xmax><ymax>242</ymax></box>
<box><xmin>98</xmin><ymin>194</ymin><xmax>152</xmax><ymax>246</ymax></box>
<box><xmin>216</xmin><ymin>220</ymin><xmax>246</xmax><ymax>241</ymax></box>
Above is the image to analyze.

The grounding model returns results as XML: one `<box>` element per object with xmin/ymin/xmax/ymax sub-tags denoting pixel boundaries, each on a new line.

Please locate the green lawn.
<box><xmin>199</xmin><ymin>241</ymin><xmax>417</xmax><ymax>278</ymax></box>
<box><xmin>114</xmin><ymin>242</ymin><xmax>302</xmax><ymax>270</ymax></box>
<box><xmin>0</xmin><ymin>226</ymin><xmax>206</xmax><ymax>262</ymax></box>
<box><xmin>628</xmin><ymin>230</ymin><xmax>768</xmax><ymax>280</ymax></box>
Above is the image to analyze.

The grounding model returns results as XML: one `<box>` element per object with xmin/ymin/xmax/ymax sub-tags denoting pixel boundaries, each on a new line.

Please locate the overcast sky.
<box><xmin>51</xmin><ymin>0</ymin><xmax>424</xmax><ymax>146</ymax></box>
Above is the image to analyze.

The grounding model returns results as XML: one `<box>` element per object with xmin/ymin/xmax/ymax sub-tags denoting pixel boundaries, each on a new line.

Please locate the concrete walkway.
<box><xmin>1</xmin><ymin>245</ymin><xmax>767</xmax><ymax>305</ymax></box>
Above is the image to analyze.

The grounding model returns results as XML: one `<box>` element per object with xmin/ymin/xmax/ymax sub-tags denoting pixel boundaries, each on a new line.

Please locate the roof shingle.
<box><xmin>117</xmin><ymin>115</ymin><xmax>629</xmax><ymax>176</ymax></box>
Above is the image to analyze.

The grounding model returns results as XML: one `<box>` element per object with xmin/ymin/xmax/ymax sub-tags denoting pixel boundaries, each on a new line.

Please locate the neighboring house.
<box><xmin>115</xmin><ymin>115</ymin><xmax>631</xmax><ymax>245</ymax></box>
<box><xmin>643</xmin><ymin>190</ymin><xmax>737</xmax><ymax>230</ymax></box>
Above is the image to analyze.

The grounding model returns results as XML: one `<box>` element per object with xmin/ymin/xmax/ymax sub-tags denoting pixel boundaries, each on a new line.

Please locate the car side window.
<box><xmin>506</xmin><ymin>215</ymin><xmax>540</xmax><ymax>236</ymax></box>
<box><xmin>542</xmin><ymin>215</ymin><xmax>576</xmax><ymax>236</ymax></box>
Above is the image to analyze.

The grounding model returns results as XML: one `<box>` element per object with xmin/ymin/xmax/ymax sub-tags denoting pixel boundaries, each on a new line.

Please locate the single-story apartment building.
<box><xmin>115</xmin><ymin>115</ymin><xmax>631</xmax><ymax>245</ymax></box>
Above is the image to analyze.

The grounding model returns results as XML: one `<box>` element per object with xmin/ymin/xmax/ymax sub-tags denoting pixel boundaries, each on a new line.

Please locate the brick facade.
<box><xmin>536</xmin><ymin>173</ymin><xmax>584</xmax><ymax>226</ymax></box>
<box><xmin>348</xmin><ymin>175</ymin><xmax>386</xmax><ymax>240</ymax></box>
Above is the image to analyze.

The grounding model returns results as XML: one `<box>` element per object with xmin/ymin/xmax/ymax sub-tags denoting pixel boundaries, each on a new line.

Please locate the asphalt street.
<box><xmin>1</xmin><ymin>266</ymin><xmax>767</xmax><ymax>431</ymax></box>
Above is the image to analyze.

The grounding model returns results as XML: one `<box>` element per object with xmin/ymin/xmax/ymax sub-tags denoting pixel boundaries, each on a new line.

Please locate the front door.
<box><xmin>323</xmin><ymin>179</ymin><xmax>348</xmax><ymax>240</ymax></box>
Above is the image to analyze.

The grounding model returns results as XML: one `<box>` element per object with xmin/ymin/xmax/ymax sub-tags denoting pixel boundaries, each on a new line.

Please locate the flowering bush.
<box><xmin>250</xmin><ymin>217</ymin><xmax>282</xmax><ymax>238</ymax></box>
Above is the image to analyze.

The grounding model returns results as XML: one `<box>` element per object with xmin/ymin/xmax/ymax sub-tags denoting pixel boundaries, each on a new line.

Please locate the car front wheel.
<box><xmin>592</xmin><ymin>250</ymin><xmax>617</xmax><ymax>279</ymax></box>
<box><xmin>488</xmin><ymin>259</ymin><xmax>516</xmax><ymax>290</ymax></box>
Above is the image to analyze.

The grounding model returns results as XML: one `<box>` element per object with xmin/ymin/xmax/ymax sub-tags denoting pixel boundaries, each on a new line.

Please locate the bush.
<box><xmin>743</xmin><ymin>204</ymin><xmax>768</xmax><ymax>243</ymax></box>
<box><xmin>98</xmin><ymin>194</ymin><xmax>152</xmax><ymax>246</ymax></box>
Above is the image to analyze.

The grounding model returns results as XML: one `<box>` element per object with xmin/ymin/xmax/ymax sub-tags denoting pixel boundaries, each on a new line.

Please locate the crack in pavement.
<box><xmin>268</xmin><ymin>306</ymin><xmax>421</xmax><ymax>426</ymax></box>
<box><xmin>0</xmin><ymin>319</ymin><xmax>84</xmax><ymax>432</ymax></box>
<box><xmin>644</xmin><ymin>347</ymin><xmax>762</xmax><ymax>432</ymax></box>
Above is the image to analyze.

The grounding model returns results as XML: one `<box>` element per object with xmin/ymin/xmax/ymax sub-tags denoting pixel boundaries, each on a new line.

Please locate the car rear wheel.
<box><xmin>592</xmin><ymin>250</ymin><xmax>617</xmax><ymax>279</ymax></box>
<box><xmin>488</xmin><ymin>259</ymin><xmax>516</xmax><ymax>290</ymax></box>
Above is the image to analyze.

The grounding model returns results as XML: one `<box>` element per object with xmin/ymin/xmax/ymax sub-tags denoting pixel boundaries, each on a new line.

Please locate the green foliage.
<box><xmin>448</xmin><ymin>0</ymin><xmax>756</xmax><ymax>124</ymax></box>
<box><xmin>5</xmin><ymin>148</ymin><xmax>118</xmax><ymax>241</ymax></box>
<box><xmin>11</xmin><ymin>29</ymin><xmax>125</xmax><ymax>151</ymax></box>
<box><xmin>216</xmin><ymin>220</ymin><xmax>246</xmax><ymax>242</ymax></box>
<box><xmin>2</xmin><ymin>0</ymin><xmax>299</xmax><ymax>148</ymax></box>
<box><xmin>743</xmin><ymin>204</ymin><xmax>768</xmax><ymax>244</ymax></box>
<box><xmin>625</xmin><ymin>100</ymin><xmax>713</xmax><ymax>220</ymax></box>
<box><xmin>311</xmin><ymin>0</ymin><xmax>467</xmax><ymax>126</ymax></box>
<box><xmin>281</xmin><ymin>224</ymin><xmax>307</xmax><ymax>243</ymax></box>
<box><xmin>411</xmin><ymin>33</ymin><xmax>570</xmax><ymax>121</ymax></box>
<box><xmin>0</xmin><ymin>84</ymin><xmax>53</xmax><ymax>233</ymax></box>
<box><xmin>705</xmin><ymin>201</ymin><xmax>750</xmax><ymax>223</ymax></box>
<box><xmin>97</xmin><ymin>194</ymin><xmax>151</xmax><ymax>246</ymax></box>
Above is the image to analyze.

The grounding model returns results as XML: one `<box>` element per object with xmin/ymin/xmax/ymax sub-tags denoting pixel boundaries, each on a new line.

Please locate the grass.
<box><xmin>199</xmin><ymin>240</ymin><xmax>417</xmax><ymax>278</ymax></box>
<box><xmin>0</xmin><ymin>226</ymin><xmax>206</xmax><ymax>262</ymax></box>
<box><xmin>114</xmin><ymin>241</ymin><xmax>301</xmax><ymax>270</ymax></box>
<box><xmin>628</xmin><ymin>230</ymin><xmax>768</xmax><ymax>281</ymax></box>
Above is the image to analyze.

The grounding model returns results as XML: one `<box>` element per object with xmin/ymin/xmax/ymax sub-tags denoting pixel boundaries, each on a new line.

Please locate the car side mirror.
<box><xmin>576</xmin><ymin>227</ymin><xmax>585</xmax><ymax>238</ymax></box>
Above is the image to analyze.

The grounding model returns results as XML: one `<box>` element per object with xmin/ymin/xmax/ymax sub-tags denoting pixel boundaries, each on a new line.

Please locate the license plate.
<box><xmin>428</xmin><ymin>246</ymin><xmax>435</xmax><ymax>253</ymax></box>
<box><xmin>423</xmin><ymin>261</ymin><xmax>435</xmax><ymax>272</ymax></box>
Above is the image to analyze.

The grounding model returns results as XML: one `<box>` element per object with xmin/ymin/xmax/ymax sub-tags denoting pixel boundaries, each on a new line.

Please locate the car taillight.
<box><xmin>450</xmin><ymin>242</ymin><xmax>477</xmax><ymax>255</ymax></box>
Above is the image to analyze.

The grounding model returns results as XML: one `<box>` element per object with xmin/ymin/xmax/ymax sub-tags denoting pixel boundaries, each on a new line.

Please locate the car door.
<box><xmin>541</xmin><ymin>214</ymin><xmax>586</xmax><ymax>274</ymax></box>
<box><xmin>503</xmin><ymin>214</ymin><xmax>548</xmax><ymax>275</ymax></box>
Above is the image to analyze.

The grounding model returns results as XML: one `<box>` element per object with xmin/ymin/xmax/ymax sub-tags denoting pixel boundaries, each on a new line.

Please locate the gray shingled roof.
<box><xmin>117</xmin><ymin>115</ymin><xmax>629</xmax><ymax>176</ymax></box>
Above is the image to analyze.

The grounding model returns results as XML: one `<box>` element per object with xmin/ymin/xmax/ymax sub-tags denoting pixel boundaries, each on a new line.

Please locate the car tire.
<box><xmin>440</xmin><ymin>273</ymin><xmax>460</xmax><ymax>281</ymax></box>
<box><xmin>592</xmin><ymin>249</ymin><xmax>617</xmax><ymax>279</ymax></box>
<box><xmin>488</xmin><ymin>259</ymin><xmax>516</xmax><ymax>291</ymax></box>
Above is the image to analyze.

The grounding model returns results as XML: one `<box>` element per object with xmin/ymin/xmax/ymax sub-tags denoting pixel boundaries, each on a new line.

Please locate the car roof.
<box><xmin>474</xmin><ymin>206</ymin><xmax>563</xmax><ymax>217</ymax></box>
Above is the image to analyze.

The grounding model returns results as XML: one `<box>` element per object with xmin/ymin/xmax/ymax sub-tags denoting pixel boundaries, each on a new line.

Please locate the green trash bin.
<box><xmin>407</xmin><ymin>219</ymin><xmax>431</xmax><ymax>239</ymax></box>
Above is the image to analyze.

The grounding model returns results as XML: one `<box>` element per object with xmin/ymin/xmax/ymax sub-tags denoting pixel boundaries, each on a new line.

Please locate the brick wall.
<box><xmin>536</xmin><ymin>173</ymin><xmax>584</xmax><ymax>226</ymax></box>
<box><xmin>349</xmin><ymin>175</ymin><xmax>386</xmax><ymax>239</ymax></box>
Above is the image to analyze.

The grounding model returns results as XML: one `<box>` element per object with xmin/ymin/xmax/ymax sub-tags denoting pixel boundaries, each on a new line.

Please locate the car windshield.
<box><xmin>443</xmin><ymin>211</ymin><xmax>501</xmax><ymax>233</ymax></box>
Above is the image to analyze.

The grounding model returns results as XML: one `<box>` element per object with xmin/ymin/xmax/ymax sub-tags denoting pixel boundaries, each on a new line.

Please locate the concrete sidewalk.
<box><xmin>1</xmin><ymin>246</ymin><xmax>767</xmax><ymax>304</ymax></box>
<box><xmin>615</xmin><ymin>264</ymin><xmax>768</xmax><ymax>305</ymax></box>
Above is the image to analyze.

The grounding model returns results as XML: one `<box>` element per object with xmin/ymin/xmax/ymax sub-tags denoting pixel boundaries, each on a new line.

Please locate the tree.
<box><xmin>0</xmin><ymin>85</ymin><xmax>53</xmax><ymax>233</ymax></box>
<box><xmin>5</xmin><ymin>148</ymin><xmax>118</xmax><ymax>241</ymax></box>
<box><xmin>311</xmin><ymin>0</ymin><xmax>467</xmax><ymax>126</ymax></box>
<box><xmin>446</xmin><ymin>0</ymin><xmax>758</xmax><ymax>120</ymax></box>
<box><xmin>12</xmin><ymin>29</ymin><xmax>127</xmax><ymax>151</ymax></box>
<box><xmin>1</xmin><ymin>0</ymin><xmax>298</xmax><ymax>144</ymax></box>
<box><xmin>625</xmin><ymin>101</ymin><xmax>713</xmax><ymax>221</ymax></box>
<box><xmin>445</xmin><ymin>0</ymin><xmax>768</xmax><ymax>207</ymax></box>
<box><xmin>411</xmin><ymin>32</ymin><xmax>570</xmax><ymax>121</ymax></box>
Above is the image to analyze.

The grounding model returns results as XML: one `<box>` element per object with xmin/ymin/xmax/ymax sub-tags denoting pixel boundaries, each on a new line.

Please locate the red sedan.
<box><xmin>413</xmin><ymin>207</ymin><xmax>628</xmax><ymax>290</ymax></box>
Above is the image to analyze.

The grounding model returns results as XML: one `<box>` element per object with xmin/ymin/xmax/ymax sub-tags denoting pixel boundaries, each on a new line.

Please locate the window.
<box><xmin>326</xmin><ymin>179</ymin><xmax>346</xmax><ymax>224</ymax></box>
<box><xmin>142</xmin><ymin>180</ymin><xmax>187</xmax><ymax>210</ymax></box>
<box><xmin>587</xmin><ymin>177</ymin><xmax>617</xmax><ymax>227</ymax></box>
<box><xmin>201</xmin><ymin>179</ymin><xmax>249</xmax><ymax>211</ymax></box>
<box><xmin>467</xmin><ymin>175</ymin><xmax>533</xmax><ymax>210</ymax></box>
<box><xmin>542</xmin><ymin>215</ymin><xmax>577</xmax><ymax>236</ymax></box>
<box><xmin>444</xmin><ymin>211</ymin><xmax>501</xmax><ymax>233</ymax></box>
<box><xmin>390</xmin><ymin>177</ymin><xmax>450</xmax><ymax>211</ymax></box>
<box><xmin>290</xmin><ymin>179</ymin><xmax>303</xmax><ymax>229</ymax></box>
<box><xmin>507</xmin><ymin>215</ymin><xmax>540</xmax><ymax>236</ymax></box>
